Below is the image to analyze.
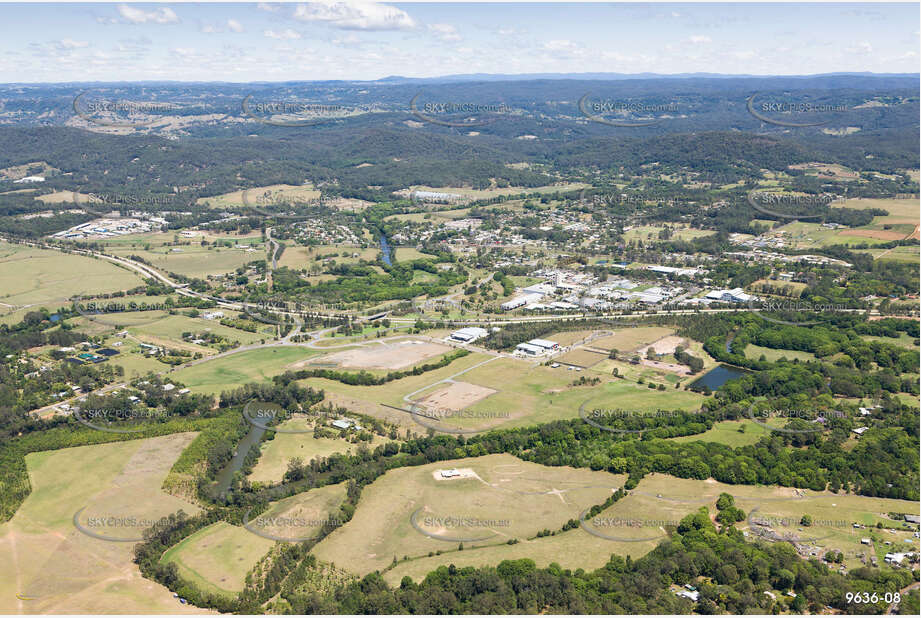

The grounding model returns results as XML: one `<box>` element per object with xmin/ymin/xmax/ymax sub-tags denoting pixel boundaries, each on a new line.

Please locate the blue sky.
<box><xmin>2</xmin><ymin>2</ymin><xmax>918</xmax><ymax>82</ymax></box>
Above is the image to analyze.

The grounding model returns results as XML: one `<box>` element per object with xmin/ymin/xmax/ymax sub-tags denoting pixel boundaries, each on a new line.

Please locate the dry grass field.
<box><xmin>384</xmin><ymin>472</ymin><xmax>919</xmax><ymax>583</ymax></box>
<box><xmin>0</xmin><ymin>434</ymin><xmax>203</xmax><ymax>614</ymax></box>
<box><xmin>312</xmin><ymin>454</ymin><xmax>624</xmax><ymax>576</ymax></box>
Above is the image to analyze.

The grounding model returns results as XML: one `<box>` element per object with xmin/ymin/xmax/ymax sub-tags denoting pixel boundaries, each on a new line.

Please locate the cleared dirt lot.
<box><xmin>414</xmin><ymin>381</ymin><xmax>497</xmax><ymax>411</ymax></box>
<box><xmin>591</xmin><ymin>327</ymin><xmax>676</xmax><ymax>353</ymax></box>
<box><xmin>637</xmin><ymin>335</ymin><xmax>686</xmax><ymax>356</ymax></box>
<box><xmin>313</xmin><ymin>340</ymin><xmax>452</xmax><ymax>370</ymax></box>
<box><xmin>838</xmin><ymin>229</ymin><xmax>910</xmax><ymax>241</ymax></box>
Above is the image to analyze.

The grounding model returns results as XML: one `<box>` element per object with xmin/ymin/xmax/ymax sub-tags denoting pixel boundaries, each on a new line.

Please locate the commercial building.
<box><xmin>501</xmin><ymin>293</ymin><xmax>543</xmax><ymax>311</ymax></box>
<box><xmin>448</xmin><ymin>327</ymin><xmax>489</xmax><ymax>343</ymax></box>
<box><xmin>705</xmin><ymin>287</ymin><xmax>752</xmax><ymax>303</ymax></box>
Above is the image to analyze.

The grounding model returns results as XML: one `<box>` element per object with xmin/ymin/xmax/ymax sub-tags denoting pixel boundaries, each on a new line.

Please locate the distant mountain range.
<box><xmin>374</xmin><ymin>71</ymin><xmax>920</xmax><ymax>84</ymax></box>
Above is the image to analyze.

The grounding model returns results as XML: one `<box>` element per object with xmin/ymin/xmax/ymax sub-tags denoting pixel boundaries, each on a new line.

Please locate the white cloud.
<box><xmin>117</xmin><ymin>5</ymin><xmax>179</xmax><ymax>25</ymax></box>
<box><xmin>293</xmin><ymin>1</ymin><xmax>416</xmax><ymax>31</ymax></box>
<box><xmin>429</xmin><ymin>23</ymin><xmax>460</xmax><ymax>42</ymax></box>
<box><xmin>848</xmin><ymin>41</ymin><xmax>873</xmax><ymax>54</ymax></box>
<box><xmin>264</xmin><ymin>29</ymin><xmax>302</xmax><ymax>40</ymax></box>
<box><xmin>688</xmin><ymin>35</ymin><xmax>712</xmax><ymax>44</ymax></box>
<box><xmin>257</xmin><ymin>3</ymin><xmax>280</xmax><ymax>12</ymax></box>
<box><xmin>57</xmin><ymin>39</ymin><xmax>90</xmax><ymax>50</ymax></box>
<box><xmin>228</xmin><ymin>20</ymin><xmax>244</xmax><ymax>33</ymax></box>
<box><xmin>543</xmin><ymin>39</ymin><xmax>579</xmax><ymax>52</ymax></box>
<box><xmin>332</xmin><ymin>33</ymin><xmax>361</xmax><ymax>45</ymax></box>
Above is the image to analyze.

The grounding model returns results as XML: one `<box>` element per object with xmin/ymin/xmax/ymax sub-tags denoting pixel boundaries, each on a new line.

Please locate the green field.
<box><xmin>128</xmin><ymin>313</ymin><xmax>268</xmax><ymax>348</ymax></box>
<box><xmin>855</xmin><ymin>245</ymin><xmax>920</xmax><ymax>264</ymax></box>
<box><xmin>862</xmin><ymin>333</ymin><xmax>919</xmax><ymax>350</ymax></box>
<box><xmin>161</xmin><ymin>521</ymin><xmax>273</xmax><ymax>597</ymax></box>
<box><xmin>311</xmin><ymin>453</ymin><xmax>625</xmax><ymax>576</ymax></box>
<box><xmin>670</xmin><ymin>419</ymin><xmax>778</xmax><ymax>447</ymax></box>
<box><xmin>743</xmin><ymin>344</ymin><xmax>818</xmax><ymax>363</ymax></box>
<box><xmin>171</xmin><ymin>346</ymin><xmax>322</xmax><ymax>395</ymax></box>
<box><xmin>0</xmin><ymin>434</ymin><xmax>202</xmax><ymax>614</ymax></box>
<box><xmin>0</xmin><ymin>240</ymin><xmax>144</xmax><ymax>324</ymax></box>
<box><xmin>249</xmin><ymin>418</ymin><xmax>386</xmax><ymax>484</ymax></box>
<box><xmin>302</xmin><ymin>352</ymin><xmax>702</xmax><ymax>434</ymax></box>
<box><xmin>106</xmin><ymin>243</ymin><xmax>261</xmax><ymax>279</ymax></box>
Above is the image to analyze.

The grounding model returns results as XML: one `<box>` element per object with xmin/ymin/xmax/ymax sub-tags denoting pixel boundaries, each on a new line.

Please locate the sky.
<box><xmin>1</xmin><ymin>2</ymin><xmax>918</xmax><ymax>82</ymax></box>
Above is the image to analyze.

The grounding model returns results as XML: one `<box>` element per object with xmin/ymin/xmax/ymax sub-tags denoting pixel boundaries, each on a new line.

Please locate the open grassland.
<box><xmin>385</xmin><ymin>472</ymin><xmax>920</xmax><ymax>583</ymax></box>
<box><xmin>0</xmin><ymin>240</ymin><xmax>143</xmax><ymax>322</ymax></box>
<box><xmin>253</xmin><ymin>482</ymin><xmax>348</xmax><ymax>541</ymax></box>
<box><xmin>128</xmin><ymin>313</ymin><xmax>267</xmax><ymax>347</ymax></box>
<box><xmin>195</xmin><ymin>184</ymin><xmax>321</xmax><ymax>209</ymax></box>
<box><xmin>610</xmin><ymin>474</ymin><xmax>919</xmax><ymax>571</ymax></box>
<box><xmin>249</xmin><ymin>418</ymin><xmax>387</xmax><ymax>484</ymax></box>
<box><xmin>0</xmin><ymin>434</ymin><xmax>203</xmax><ymax>614</ymax></box>
<box><xmin>743</xmin><ymin>344</ymin><xmax>818</xmax><ymax>363</ymax></box>
<box><xmin>590</xmin><ymin>327</ymin><xmax>676</xmax><ymax>352</ymax></box>
<box><xmin>669</xmin><ymin>419</ymin><xmax>778</xmax><ymax>447</ymax></box>
<box><xmin>861</xmin><ymin>333</ymin><xmax>919</xmax><ymax>350</ymax></box>
<box><xmin>394</xmin><ymin>247</ymin><xmax>439</xmax><ymax>261</ymax></box>
<box><xmin>838</xmin><ymin>197</ymin><xmax>920</xmax><ymax>226</ymax></box>
<box><xmin>854</xmin><ymin>245</ymin><xmax>920</xmax><ymax>264</ymax></box>
<box><xmin>277</xmin><ymin>245</ymin><xmax>379</xmax><ymax>270</ymax></box>
<box><xmin>311</xmin><ymin>454</ymin><xmax>624</xmax><ymax>576</ymax></box>
<box><xmin>404</xmin><ymin>183</ymin><xmax>587</xmax><ymax>202</ymax></box>
<box><xmin>106</xmin><ymin>243</ymin><xmax>261</xmax><ymax>279</ymax></box>
<box><xmin>160</xmin><ymin>521</ymin><xmax>273</xmax><ymax>597</ymax></box>
<box><xmin>543</xmin><ymin>329</ymin><xmax>599</xmax><ymax>347</ymax></box>
<box><xmin>777</xmin><ymin>222</ymin><xmax>899</xmax><ymax>249</ymax></box>
<box><xmin>305</xmin><ymin>353</ymin><xmax>702</xmax><ymax>434</ymax></box>
<box><xmin>622</xmin><ymin>225</ymin><xmax>715</xmax><ymax>243</ymax></box>
<box><xmin>170</xmin><ymin>346</ymin><xmax>322</xmax><ymax>396</ymax></box>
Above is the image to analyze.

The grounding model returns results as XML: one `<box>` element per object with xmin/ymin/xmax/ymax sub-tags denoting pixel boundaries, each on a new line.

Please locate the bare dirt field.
<box><xmin>838</xmin><ymin>229</ymin><xmax>909</xmax><ymax>241</ymax></box>
<box><xmin>414</xmin><ymin>381</ymin><xmax>497</xmax><ymax>411</ymax></box>
<box><xmin>640</xmin><ymin>359</ymin><xmax>691</xmax><ymax>375</ymax></box>
<box><xmin>311</xmin><ymin>340</ymin><xmax>452</xmax><ymax>370</ymax></box>
<box><xmin>637</xmin><ymin>335</ymin><xmax>687</xmax><ymax>356</ymax></box>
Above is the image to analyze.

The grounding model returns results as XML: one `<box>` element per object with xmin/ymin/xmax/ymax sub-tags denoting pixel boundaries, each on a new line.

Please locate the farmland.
<box><xmin>0</xmin><ymin>434</ymin><xmax>202</xmax><ymax>614</ymax></box>
<box><xmin>311</xmin><ymin>454</ymin><xmax>624</xmax><ymax>576</ymax></box>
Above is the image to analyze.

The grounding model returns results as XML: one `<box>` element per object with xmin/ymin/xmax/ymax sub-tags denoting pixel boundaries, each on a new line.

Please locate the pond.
<box><xmin>692</xmin><ymin>364</ymin><xmax>748</xmax><ymax>391</ymax></box>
